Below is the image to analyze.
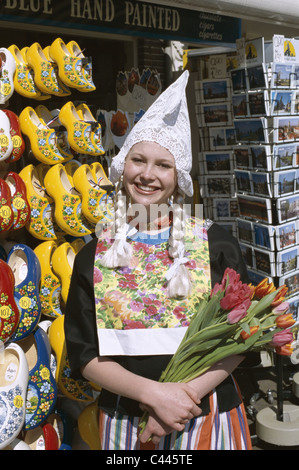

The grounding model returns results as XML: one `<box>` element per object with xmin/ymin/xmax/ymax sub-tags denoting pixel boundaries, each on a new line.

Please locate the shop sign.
<box><xmin>0</xmin><ymin>0</ymin><xmax>240</xmax><ymax>45</ymax></box>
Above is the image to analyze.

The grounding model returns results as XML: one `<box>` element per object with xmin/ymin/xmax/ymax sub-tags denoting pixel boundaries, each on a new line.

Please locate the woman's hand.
<box><xmin>139</xmin><ymin>381</ymin><xmax>202</xmax><ymax>443</ymax></box>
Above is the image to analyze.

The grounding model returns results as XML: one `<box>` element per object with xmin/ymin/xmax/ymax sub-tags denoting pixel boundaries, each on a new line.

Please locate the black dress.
<box><xmin>64</xmin><ymin>222</ymin><xmax>256</xmax><ymax>417</ymax></box>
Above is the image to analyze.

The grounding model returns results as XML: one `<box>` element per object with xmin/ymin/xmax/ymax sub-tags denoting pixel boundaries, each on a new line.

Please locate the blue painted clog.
<box><xmin>7</xmin><ymin>244</ymin><xmax>41</xmax><ymax>342</ymax></box>
<box><xmin>0</xmin><ymin>342</ymin><xmax>29</xmax><ymax>449</ymax></box>
<box><xmin>19</xmin><ymin>326</ymin><xmax>57</xmax><ymax>430</ymax></box>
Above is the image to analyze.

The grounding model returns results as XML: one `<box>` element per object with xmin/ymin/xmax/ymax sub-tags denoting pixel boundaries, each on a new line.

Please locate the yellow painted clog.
<box><xmin>43</xmin><ymin>46</ymin><xmax>71</xmax><ymax>97</ymax></box>
<box><xmin>19</xmin><ymin>107</ymin><xmax>68</xmax><ymax>165</ymax></box>
<box><xmin>72</xmin><ymin>164</ymin><xmax>111</xmax><ymax>225</ymax></box>
<box><xmin>49</xmin><ymin>38</ymin><xmax>94</xmax><ymax>92</ymax></box>
<box><xmin>21</xmin><ymin>47</ymin><xmax>51</xmax><ymax>101</ymax></box>
<box><xmin>59</xmin><ymin>101</ymin><xmax>98</xmax><ymax>156</ymax></box>
<box><xmin>76</xmin><ymin>103</ymin><xmax>105</xmax><ymax>155</ymax></box>
<box><xmin>25</xmin><ymin>42</ymin><xmax>62</xmax><ymax>96</ymax></box>
<box><xmin>48</xmin><ymin>315</ymin><xmax>94</xmax><ymax>402</ymax></box>
<box><xmin>78</xmin><ymin>397</ymin><xmax>101</xmax><ymax>450</ymax></box>
<box><xmin>8</xmin><ymin>45</ymin><xmax>41</xmax><ymax>99</ymax></box>
<box><xmin>66</xmin><ymin>40</ymin><xmax>96</xmax><ymax>91</ymax></box>
<box><xmin>90</xmin><ymin>161</ymin><xmax>115</xmax><ymax>223</ymax></box>
<box><xmin>51</xmin><ymin>242</ymin><xmax>76</xmax><ymax>304</ymax></box>
<box><xmin>44</xmin><ymin>163</ymin><xmax>92</xmax><ymax>237</ymax></box>
<box><xmin>34</xmin><ymin>241</ymin><xmax>63</xmax><ymax>318</ymax></box>
<box><xmin>18</xmin><ymin>164</ymin><xmax>57</xmax><ymax>241</ymax></box>
<box><xmin>35</xmin><ymin>105</ymin><xmax>73</xmax><ymax>162</ymax></box>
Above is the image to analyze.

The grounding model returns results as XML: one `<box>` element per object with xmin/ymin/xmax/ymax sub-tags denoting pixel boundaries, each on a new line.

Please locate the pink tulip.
<box><xmin>272</xmin><ymin>301</ymin><xmax>289</xmax><ymax>315</ymax></box>
<box><xmin>271</xmin><ymin>329</ymin><xmax>293</xmax><ymax>347</ymax></box>
<box><xmin>227</xmin><ymin>303</ymin><xmax>249</xmax><ymax>324</ymax></box>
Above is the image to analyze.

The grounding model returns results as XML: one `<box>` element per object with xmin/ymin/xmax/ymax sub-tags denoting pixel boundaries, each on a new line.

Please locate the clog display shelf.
<box><xmin>186</xmin><ymin>35</ymin><xmax>299</xmax><ymax>447</ymax></box>
<box><xmin>0</xmin><ymin>37</ymin><xmax>115</xmax><ymax>451</ymax></box>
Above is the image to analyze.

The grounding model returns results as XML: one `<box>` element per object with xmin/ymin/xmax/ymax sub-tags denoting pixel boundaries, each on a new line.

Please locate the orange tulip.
<box><xmin>254</xmin><ymin>278</ymin><xmax>276</xmax><ymax>299</ymax></box>
<box><xmin>275</xmin><ymin>344</ymin><xmax>293</xmax><ymax>356</ymax></box>
<box><xmin>275</xmin><ymin>313</ymin><xmax>295</xmax><ymax>329</ymax></box>
<box><xmin>271</xmin><ymin>285</ymin><xmax>288</xmax><ymax>307</ymax></box>
<box><xmin>240</xmin><ymin>325</ymin><xmax>259</xmax><ymax>340</ymax></box>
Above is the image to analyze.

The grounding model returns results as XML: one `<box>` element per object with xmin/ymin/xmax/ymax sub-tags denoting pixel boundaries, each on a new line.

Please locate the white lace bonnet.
<box><xmin>110</xmin><ymin>70</ymin><xmax>193</xmax><ymax>197</ymax></box>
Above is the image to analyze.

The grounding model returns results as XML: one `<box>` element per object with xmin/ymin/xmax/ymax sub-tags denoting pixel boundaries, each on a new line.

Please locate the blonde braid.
<box><xmin>167</xmin><ymin>191</ymin><xmax>192</xmax><ymax>298</ymax></box>
<box><xmin>100</xmin><ymin>180</ymin><xmax>133</xmax><ymax>268</ymax></box>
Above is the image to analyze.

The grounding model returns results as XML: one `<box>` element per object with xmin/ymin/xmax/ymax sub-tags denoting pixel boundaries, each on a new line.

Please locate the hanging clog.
<box><xmin>42</xmin><ymin>46</ymin><xmax>71</xmax><ymax>97</ymax></box>
<box><xmin>20</xmin><ymin>47</ymin><xmax>51</xmax><ymax>101</ymax></box>
<box><xmin>47</xmin><ymin>409</ymin><xmax>74</xmax><ymax>450</ymax></box>
<box><xmin>59</xmin><ymin>101</ymin><xmax>99</xmax><ymax>155</ymax></box>
<box><xmin>51</xmin><ymin>242</ymin><xmax>75</xmax><ymax>304</ymax></box>
<box><xmin>0</xmin><ymin>110</ymin><xmax>14</xmax><ymax>161</ymax></box>
<box><xmin>0</xmin><ymin>48</ymin><xmax>16</xmax><ymax>104</ymax></box>
<box><xmin>0</xmin><ymin>178</ymin><xmax>14</xmax><ymax>233</ymax></box>
<box><xmin>49</xmin><ymin>37</ymin><xmax>95</xmax><ymax>91</ymax></box>
<box><xmin>7</xmin><ymin>244</ymin><xmax>41</xmax><ymax>342</ymax></box>
<box><xmin>35</xmin><ymin>105</ymin><xmax>73</xmax><ymax>161</ymax></box>
<box><xmin>25</xmin><ymin>42</ymin><xmax>62</xmax><ymax>96</ymax></box>
<box><xmin>2</xmin><ymin>109</ymin><xmax>25</xmax><ymax>163</ymax></box>
<box><xmin>90</xmin><ymin>161</ymin><xmax>115</xmax><ymax>223</ymax></box>
<box><xmin>76</xmin><ymin>103</ymin><xmax>105</xmax><ymax>155</ymax></box>
<box><xmin>8</xmin><ymin>45</ymin><xmax>41</xmax><ymax>99</ymax></box>
<box><xmin>0</xmin><ymin>342</ymin><xmax>29</xmax><ymax>449</ymax></box>
<box><xmin>66</xmin><ymin>40</ymin><xmax>96</xmax><ymax>91</ymax></box>
<box><xmin>48</xmin><ymin>315</ymin><xmax>94</xmax><ymax>402</ymax></box>
<box><xmin>19</xmin><ymin>106</ymin><xmax>68</xmax><ymax>165</ymax></box>
<box><xmin>44</xmin><ymin>163</ymin><xmax>92</xmax><ymax>237</ymax></box>
<box><xmin>19</xmin><ymin>327</ymin><xmax>57</xmax><ymax>430</ymax></box>
<box><xmin>78</xmin><ymin>397</ymin><xmax>101</xmax><ymax>450</ymax></box>
<box><xmin>0</xmin><ymin>259</ymin><xmax>20</xmax><ymax>343</ymax></box>
<box><xmin>33</xmin><ymin>241</ymin><xmax>63</xmax><ymax>319</ymax></box>
<box><xmin>4</xmin><ymin>172</ymin><xmax>30</xmax><ymax>231</ymax></box>
<box><xmin>72</xmin><ymin>163</ymin><xmax>113</xmax><ymax>225</ymax></box>
<box><xmin>23</xmin><ymin>423</ymin><xmax>59</xmax><ymax>450</ymax></box>
<box><xmin>18</xmin><ymin>164</ymin><xmax>57</xmax><ymax>240</ymax></box>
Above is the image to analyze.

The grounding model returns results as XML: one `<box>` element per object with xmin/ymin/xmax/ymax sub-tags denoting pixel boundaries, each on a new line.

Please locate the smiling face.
<box><xmin>123</xmin><ymin>141</ymin><xmax>177</xmax><ymax>218</ymax></box>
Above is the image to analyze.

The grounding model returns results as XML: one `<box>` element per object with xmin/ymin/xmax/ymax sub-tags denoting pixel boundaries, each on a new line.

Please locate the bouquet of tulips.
<box><xmin>139</xmin><ymin>268</ymin><xmax>295</xmax><ymax>434</ymax></box>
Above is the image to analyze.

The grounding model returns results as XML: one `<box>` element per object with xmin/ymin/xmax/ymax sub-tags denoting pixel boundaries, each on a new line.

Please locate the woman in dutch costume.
<box><xmin>64</xmin><ymin>71</ymin><xmax>252</xmax><ymax>450</ymax></box>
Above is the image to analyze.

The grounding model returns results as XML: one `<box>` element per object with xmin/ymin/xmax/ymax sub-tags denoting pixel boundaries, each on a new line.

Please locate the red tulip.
<box><xmin>254</xmin><ymin>278</ymin><xmax>276</xmax><ymax>299</ymax></box>
<box><xmin>275</xmin><ymin>344</ymin><xmax>293</xmax><ymax>356</ymax></box>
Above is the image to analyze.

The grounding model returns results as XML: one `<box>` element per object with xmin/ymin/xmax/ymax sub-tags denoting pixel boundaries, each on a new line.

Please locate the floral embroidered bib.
<box><xmin>93</xmin><ymin>217</ymin><xmax>211</xmax><ymax>356</ymax></box>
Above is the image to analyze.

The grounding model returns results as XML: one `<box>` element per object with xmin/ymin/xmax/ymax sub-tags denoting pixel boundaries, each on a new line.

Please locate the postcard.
<box><xmin>273</xmin><ymin>169</ymin><xmax>296</xmax><ymax>197</ymax></box>
<box><xmin>250</xmin><ymin>145</ymin><xmax>272</xmax><ymax>171</ymax></box>
<box><xmin>275</xmin><ymin>221</ymin><xmax>297</xmax><ymax>251</ymax></box>
<box><xmin>234</xmin><ymin>170</ymin><xmax>252</xmax><ymax>193</ymax></box>
<box><xmin>273</xmin><ymin>143</ymin><xmax>296</xmax><ymax>169</ymax></box>
<box><xmin>216</xmin><ymin>221</ymin><xmax>237</xmax><ymax>237</ymax></box>
<box><xmin>232</xmin><ymin>93</ymin><xmax>248</xmax><ymax>118</ymax></box>
<box><xmin>273</xmin><ymin>116</ymin><xmax>299</xmax><ymax>143</ymax></box>
<box><xmin>247</xmin><ymin>64</ymin><xmax>268</xmax><ymax>90</ymax></box>
<box><xmin>279</xmin><ymin>270</ymin><xmax>299</xmax><ymax>297</ymax></box>
<box><xmin>251</xmin><ymin>171</ymin><xmax>272</xmax><ymax>197</ymax></box>
<box><xmin>239</xmin><ymin>242</ymin><xmax>254</xmax><ymax>267</ymax></box>
<box><xmin>237</xmin><ymin>194</ymin><xmax>272</xmax><ymax>224</ymax></box>
<box><xmin>276</xmin><ymin>246</ymin><xmax>298</xmax><ymax>277</ymax></box>
<box><xmin>245</xmin><ymin>38</ymin><xmax>265</xmax><ymax>66</ymax></box>
<box><xmin>200</xmin><ymin>78</ymin><xmax>231</xmax><ymax>103</ymax></box>
<box><xmin>271</xmin><ymin>90</ymin><xmax>293</xmax><ymax>115</ymax></box>
<box><xmin>276</xmin><ymin>194</ymin><xmax>299</xmax><ymax>223</ymax></box>
<box><xmin>203</xmin><ymin>151</ymin><xmax>233</xmax><ymax>173</ymax></box>
<box><xmin>204</xmin><ymin>174</ymin><xmax>235</xmax><ymax>197</ymax></box>
<box><xmin>253</xmin><ymin>247</ymin><xmax>276</xmax><ymax>276</ymax></box>
<box><xmin>213</xmin><ymin>198</ymin><xmax>239</xmax><ymax>220</ymax></box>
<box><xmin>270</xmin><ymin>63</ymin><xmax>295</xmax><ymax>88</ymax></box>
<box><xmin>230</xmin><ymin>68</ymin><xmax>247</xmax><ymax>93</ymax></box>
<box><xmin>234</xmin><ymin>145</ymin><xmax>251</xmax><ymax>168</ymax></box>
<box><xmin>253</xmin><ymin>222</ymin><xmax>275</xmax><ymax>251</ymax></box>
<box><xmin>234</xmin><ymin>118</ymin><xmax>268</xmax><ymax>143</ymax></box>
<box><xmin>236</xmin><ymin>218</ymin><xmax>253</xmax><ymax>244</ymax></box>
<box><xmin>209</xmin><ymin>127</ymin><xmax>237</xmax><ymax>149</ymax></box>
<box><xmin>201</xmin><ymin>103</ymin><xmax>233</xmax><ymax>127</ymax></box>
<box><xmin>248</xmin><ymin>91</ymin><xmax>270</xmax><ymax>116</ymax></box>
<box><xmin>247</xmin><ymin>268</ymin><xmax>273</xmax><ymax>286</ymax></box>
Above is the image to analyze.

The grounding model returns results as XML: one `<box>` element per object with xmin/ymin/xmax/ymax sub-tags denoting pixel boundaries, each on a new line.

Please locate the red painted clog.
<box><xmin>0</xmin><ymin>178</ymin><xmax>14</xmax><ymax>233</ymax></box>
<box><xmin>2</xmin><ymin>109</ymin><xmax>26</xmax><ymax>163</ymax></box>
<box><xmin>4</xmin><ymin>172</ymin><xmax>31</xmax><ymax>230</ymax></box>
<box><xmin>0</xmin><ymin>259</ymin><xmax>20</xmax><ymax>343</ymax></box>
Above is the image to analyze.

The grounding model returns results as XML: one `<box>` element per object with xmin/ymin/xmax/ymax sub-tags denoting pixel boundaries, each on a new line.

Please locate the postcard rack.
<box><xmin>192</xmin><ymin>35</ymin><xmax>299</xmax><ymax>325</ymax></box>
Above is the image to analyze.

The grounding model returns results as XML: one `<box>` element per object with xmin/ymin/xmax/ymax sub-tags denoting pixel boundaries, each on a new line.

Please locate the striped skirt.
<box><xmin>98</xmin><ymin>386</ymin><xmax>252</xmax><ymax>450</ymax></box>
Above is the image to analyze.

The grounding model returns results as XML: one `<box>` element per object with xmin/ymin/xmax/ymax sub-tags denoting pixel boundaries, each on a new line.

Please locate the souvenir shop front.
<box><xmin>1</xmin><ymin>0</ymin><xmax>299</xmax><ymax>451</ymax></box>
